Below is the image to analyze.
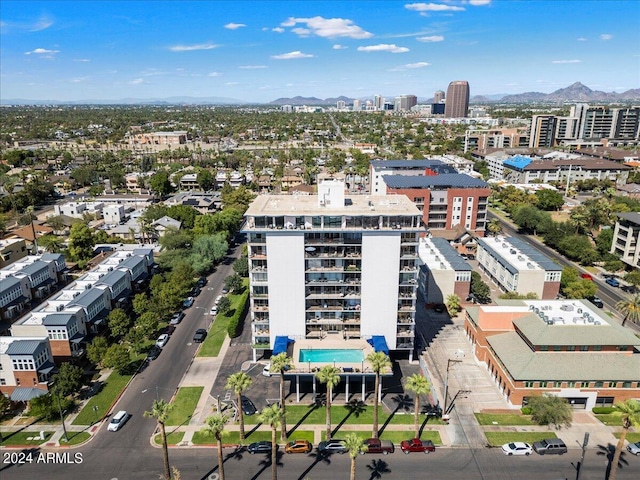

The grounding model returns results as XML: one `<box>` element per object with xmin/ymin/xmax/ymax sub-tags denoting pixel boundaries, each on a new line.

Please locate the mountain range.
<box><xmin>2</xmin><ymin>82</ymin><xmax>639</xmax><ymax>106</ymax></box>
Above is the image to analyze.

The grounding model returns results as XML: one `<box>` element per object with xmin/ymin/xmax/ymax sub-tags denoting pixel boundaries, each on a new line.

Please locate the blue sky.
<box><xmin>1</xmin><ymin>1</ymin><xmax>638</xmax><ymax>102</ymax></box>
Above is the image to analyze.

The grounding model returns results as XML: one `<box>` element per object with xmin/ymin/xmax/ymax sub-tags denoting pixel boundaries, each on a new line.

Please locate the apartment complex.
<box><xmin>127</xmin><ymin>131</ymin><xmax>188</xmax><ymax>146</ymax></box>
<box><xmin>369</xmin><ymin>159</ymin><xmax>457</xmax><ymax>194</ymax></box>
<box><xmin>610</xmin><ymin>212</ymin><xmax>640</xmax><ymax>269</ymax></box>
<box><xmin>476</xmin><ymin>236</ymin><xmax>562</xmax><ymax>299</ymax></box>
<box><xmin>243</xmin><ymin>178</ymin><xmax>423</xmax><ymax>362</ymax></box>
<box><xmin>502</xmin><ymin>156</ymin><xmax>630</xmax><ymax>185</ymax></box>
<box><xmin>0</xmin><ymin>336</ymin><xmax>55</xmax><ymax>401</ymax></box>
<box><xmin>0</xmin><ymin>238</ymin><xmax>28</xmax><ymax>269</ymax></box>
<box><xmin>464</xmin><ymin>127</ymin><xmax>529</xmax><ymax>153</ymax></box>
<box><xmin>465</xmin><ymin>299</ymin><xmax>640</xmax><ymax>409</ymax></box>
<box><xmin>444</xmin><ymin>81</ymin><xmax>470</xmax><ymax>118</ymax></box>
<box><xmin>418</xmin><ymin>237</ymin><xmax>471</xmax><ymax>304</ymax></box>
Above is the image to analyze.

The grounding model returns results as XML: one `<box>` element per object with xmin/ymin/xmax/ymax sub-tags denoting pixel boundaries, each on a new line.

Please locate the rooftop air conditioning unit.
<box><xmin>56</xmin><ymin>304</ymin><xmax>64</xmax><ymax>312</ymax></box>
<box><xmin>108</xmin><ymin>267</ymin><xmax>113</xmax><ymax>271</ymax></box>
<box><xmin>577</xmin><ymin>308</ymin><xmax>582</xmax><ymax>314</ymax></box>
<box><xmin>510</xmin><ymin>249</ymin><xmax>517</xmax><ymax>255</ymax></box>
<box><xmin>73</xmin><ymin>291</ymin><xmax>81</xmax><ymax>297</ymax></box>
<box><xmin>529</xmin><ymin>305</ymin><xmax>535</xmax><ymax>310</ymax></box>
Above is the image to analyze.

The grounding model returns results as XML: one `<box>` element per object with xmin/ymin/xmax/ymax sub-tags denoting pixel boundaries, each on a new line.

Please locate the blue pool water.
<box><xmin>299</xmin><ymin>349</ymin><xmax>365</xmax><ymax>363</ymax></box>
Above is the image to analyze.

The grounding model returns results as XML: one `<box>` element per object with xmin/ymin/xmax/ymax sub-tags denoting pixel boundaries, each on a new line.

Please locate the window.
<box><xmin>540</xmin><ymin>346</ymin><xmax>548</xmax><ymax>351</ymax></box>
<box><xmin>0</xmin><ymin>378</ymin><xmax>6</xmax><ymax>385</ymax></box>
<box><xmin>567</xmin><ymin>382</ymin><xmax>575</xmax><ymax>388</ymax></box>
<box><xmin>623</xmin><ymin>382</ymin><xmax>632</xmax><ymax>388</ymax></box>
<box><xmin>553</xmin><ymin>346</ymin><xmax>562</xmax><ymax>352</ymax></box>
<box><xmin>594</xmin><ymin>381</ymin><xmax>603</xmax><ymax>388</ymax></box>
<box><xmin>525</xmin><ymin>381</ymin><xmax>534</xmax><ymax>388</ymax></box>
<box><xmin>593</xmin><ymin>345</ymin><xmax>602</xmax><ymax>351</ymax></box>
<box><xmin>580</xmin><ymin>346</ymin><xmax>588</xmax><ymax>351</ymax></box>
<box><xmin>608</xmin><ymin>381</ymin><xmax>618</xmax><ymax>388</ymax></box>
<box><xmin>567</xmin><ymin>345</ymin><xmax>575</xmax><ymax>351</ymax></box>
<box><xmin>554</xmin><ymin>382</ymin><xmax>562</xmax><ymax>388</ymax></box>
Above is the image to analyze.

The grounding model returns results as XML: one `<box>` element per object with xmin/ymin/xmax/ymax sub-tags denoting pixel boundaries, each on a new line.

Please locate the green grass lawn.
<box><xmin>615</xmin><ymin>432</ymin><xmax>640</xmax><ymax>443</ymax></box>
<box><xmin>59</xmin><ymin>431</ymin><xmax>91</xmax><ymax>446</ymax></box>
<box><xmin>484</xmin><ymin>431</ymin><xmax>556</xmax><ymax>447</ymax></box>
<box><xmin>319</xmin><ymin>430</ymin><xmax>442</xmax><ymax>445</ymax></box>
<box><xmin>192</xmin><ymin>429</ymin><xmax>315</xmax><ymax>445</ymax></box>
<box><xmin>0</xmin><ymin>431</ymin><xmax>53</xmax><ymax>447</ymax></box>
<box><xmin>154</xmin><ymin>431</ymin><xmax>185</xmax><ymax>446</ymax></box>
<box><xmin>72</xmin><ymin>370</ymin><xmax>131</xmax><ymax>425</ymax></box>
<box><xmin>594</xmin><ymin>412</ymin><xmax>623</xmax><ymax>426</ymax></box>
<box><xmin>165</xmin><ymin>386</ymin><xmax>204</xmax><ymax>426</ymax></box>
<box><xmin>198</xmin><ymin>282</ymin><xmax>248</xmax><ymax>357</ymax></box>
<box><xmin>475</xmin><ymin>413</ymin><xmax>534</xmax><ymax>426</ymax></box>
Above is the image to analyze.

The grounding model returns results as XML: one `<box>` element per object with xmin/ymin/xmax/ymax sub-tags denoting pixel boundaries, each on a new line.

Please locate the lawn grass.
<box><xmin>59</xmin><ymin>431</ymin><xmax>91</xmax><ymax>446</ymax></box>
<box><xmin>165</xmin><ymin>386</ymin><xmax>204</xmax><ymax>426</ymax></box>
<box><xmin>614</xmin><ymin>432</ymin><xmax>640</xmax><ymax>443</ymax></box>
<box><xmin>72</xmin><ymin>370</ymin><xmax>131</xmax><ymax>426</ymax></box>
<box><xmin>319</xmin><ymin>430</ymin><xmax>442</xmax><ymax>445</ymax></box>
<box><xmin>594</xmin><ymin>412</ymin><xmax>623</xmax><ymax>426</ymax></box>
<box><xmin>475</xmin><ymin>413</ymin><xmax>535</xmax><ymax>426</ymax></box>
<box><xmin>154</xmin><ymin>431</ymin><xmax>185</xmax><ymax>446</ymax></box>
<box><xmin>191</xmin><ymin>429</ymin><xmax>314</xmax><ymax>445</ymax></box>
<box><xmin>0</xmin><ymin>431</ymin><xmax>53</xmax><ymax>446</ymax></box>
<box><xmin>484</xmin><ymin>431</ymin><xmax>556</xmax><ymax>447</ymax></box>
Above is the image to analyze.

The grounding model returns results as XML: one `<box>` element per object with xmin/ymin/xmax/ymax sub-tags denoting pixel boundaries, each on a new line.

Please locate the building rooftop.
<box><xmin>382</xmin><ymin>173</ymin><xmax>488</xmax><ymax>189</ymax></box>
<box><xmin>19</xmin><ymin>260</ymin><xmax>49</xmax><ymax>277</ymax></box>
<box><xmin>478</xmin><ymin>236</ymin><xmax>562</xmax><ymax>274</ymax></box>
<box><xmin>419</xmin><ymin>237</ymin><xmax>471</xmax><ymax>271</ymax></box>
<box><xmin>616</xmin><ymin>212</ymin><xmax>640</xmax><ymax>225</ymax></box>
<box><xmin>523</xmin><ymin>158</ymin><xmax>631</xmax><ymax>171</ymax></box>
<box><xmin>503</xmin><ymin>155</ymin><xmax>533</xmax><ymax>171</ymax></box>
<box><xmin>42</xmin><ymin>313</ymin><xmax>75</xmax><ymax>327</ymax></box>
<box><xmin>5</xmin><ymin>338</ymin><xmax>46</xmax><ymax>356</ymax></box>
<box><xmin>370</xmin><ymin>159</ymin><xmax>456</xmax><ymax>171</ymax></box>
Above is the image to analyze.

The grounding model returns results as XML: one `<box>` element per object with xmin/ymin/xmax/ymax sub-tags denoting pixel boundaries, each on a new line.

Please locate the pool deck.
<box><xmin>288</xmin><ymin>338</ymin><xmax>389</xmax><ymax>375</ymax></box>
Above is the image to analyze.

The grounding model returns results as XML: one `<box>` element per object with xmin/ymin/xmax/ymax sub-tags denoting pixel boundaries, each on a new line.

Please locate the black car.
<box><xmin>241</xmin><ymin>395</ymin><xmax>257</xmax><ymax>416</ymax></box>
<box><xmin>193</xmin><ymin>329</ymin><xmax>207</xmax><ymax>343</ymax></box>
<box><xmin>197</xmin><ymin>277</ymin><xmax>207</xmax><ymax>287</ymax></box>
<box><xmin>147</xmin><ymin>346</ymin><xmax>161</xmax><ymax>361</ymax></box>
<box><xmin>247</xmin><ymin>441</ymin><xmax>278</xmax><ymax>454</ymax></box>
<box><xmin>587</xmin><ymin>296</ymin><xmax>604</xmax><ymax>308</ymax></box>
<box><xmin>192</xmin><ymin>286</ymin><xmax>201</xmax><ymax>297</ymax></box>
<box><xmin>318</xmin><ymin>439</ymin><xmax>347</xmax><ymax>455</ymax></box>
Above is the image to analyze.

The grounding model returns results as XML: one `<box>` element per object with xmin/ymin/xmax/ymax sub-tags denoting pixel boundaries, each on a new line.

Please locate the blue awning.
<box><xmin>272</xmin><ymin>336</ymin><xmax>294</xmax><ymax>355</ymax></box>
<box><xmin>367</xmin><ymin>336</ymin><xmax>389</xmax><ymax>355</ymax></box>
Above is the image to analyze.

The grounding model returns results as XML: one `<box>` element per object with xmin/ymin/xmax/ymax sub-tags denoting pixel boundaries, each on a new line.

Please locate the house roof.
<box><xmin>97</xmin><ymin>268</ymin><xmax>128</xmax><ymax>287</ymax></box>
<box><xmin>43</xmin><ymin>313</ymin><xmax>75</xmax><ymax>326</ymax></box>
<box><xmin>20</xmin><ymin>260</ymin><xmax>49</xmax><ymax>277</ymax></box>
<box><xmin>616</xmin><ymin>212</ymin><xmax>640</xmax><ymax>224</ymax></box>
<box><xmin>370</xmin><ymin>159</ymin><xmax>457</xmax><ymax>174</ymax></box>
<box><xmin>1</xmin><ymin>275</ymin><xmax>23</xmax><ymax>293</ymax></box>
<box><xmin>383</xmin><ymin>173</ymin><xmax>488</xmax><ymax>189</ymax></box>
<box><xmin>9</xmin><ymin>223</ymin><xmax>53</xmax><ymax>242</ymax></box>
<box><xmin>5</xmin><ymin>339</ymin><xmax>46</xmax><ymax>355</ymax></box>
<box><xmin>11</xmin><ymin>387</ymin><xmax>48</xmax><ymax>402</ymax></box>
<box><xmin>428</xmin><ymin>237</ymin><xmax>472</xmax><ymax>271</ymax></box>
<box><xmin>152</xmin><ymin>216</ymin><xmax>181</xmax><ymax>229</ymax></box>
<box><xmin>70</xmin><ymin>287</ymin><xmax>105</xmax><ymax>307</ymax></box>
<box><xmin>522</xmin><ymin>158</ymin><xmax>631</xmax><ymax>171</ymax></box>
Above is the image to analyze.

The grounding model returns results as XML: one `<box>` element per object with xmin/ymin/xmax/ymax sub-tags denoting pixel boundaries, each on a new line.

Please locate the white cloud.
<box><xmin>292</xmin><ymin>27</ymin><xmax>312</xmax><ymax>36</ymax></box>
<box><xmin>357</xmin><ymin>44</ymin><xmax>409</xmax><ymax>53</ymax></box>
<box><xmin>2</xmin><ymin>15</ymin><xmax>53</xmax><ymax>33</ymax></box>
<box><xmin>128</xmin><ymin>78</ymin><xmax>144</xmax><ymax>85</ymax></box>
<box><xmin>600</xmin><ymin>33</ymin><xmax>613</xmax><ymax>40</ymax></box>
<box><xmin>224</xmin><ymin>22</ymin><xmax>246</xmax><ymax>30</ymax></box>
<box><xmin>70</xmin><ymin>77</ymin><xmax>89</xmax><ymax>83</ymax></box>
<box><xmin>271</xmin><ymin>51</ymin><xmax>314</xmax><ymax>60</ymax></box>
<box><xmin>272</xmin><ymin>27</ymin><xmax>285</xmax><ymax>33</ymax></box>
<box><xmin>281</xmin><ymin>16</ymin><xmax>372</xmax><ymax>39</ymax></box>
<box><xmin>30</xmin><ymin>16</ymin><xmax>54</xmax><ymax>31</ymax></box>
<box><xmin>239</xmin><ymin>65</ymin><xmax>267</xmax><ymax>69</ymax></box>
<box><xmin>577</xmin><ymin>37</ymin><xmax>587</xmax><ymax>41</ymax></box>
<box><xmin>417</xmin><ymin>35</ymin><xmax>444</xmax><ymax>42</ymax></box>
<box><xmin>468</xmin><ymin>0</ymin><xmax>491</xmax><ymax>5</ymax></box>
<box><xmin>405</xmin><ymin>62</ymin><xmax>431</xmax><ymax>68</ymax></box>
<box><xmin>405</xmin><ymin>3</ymin><xmax>465</xmax><ymax>12</ymax></box>
<box><xmin>225</xmin><ymin>82</ymin><xmax>239</xmax><ymax>86</ymax></box>
<box><xmin>73</xmin><ymin>58</ymin><xmax>91</xmax><ymax>62</ymax></box>
<box><xmin>333</xmin><ymin>44</ymin><xmax>347</xmax><ymax>50</ymax></box>
<box><xmin>208</xmin><ymin>71</ymin><xmax>222</xmax><ymax>77</ymax></box>
<box><xmin>24</xmin><ymin>48</ymin><xmax>59</xmax><ymax>58</ymax></box>
<box><xmin>168</xmin><ymin>43</ymin><xmax>218</xmax><ymax>52</ymax></box>
<box><xmin>552</xmin><ymin>59</ymin><xmax>581</xmax><ymax>64</ymax></box>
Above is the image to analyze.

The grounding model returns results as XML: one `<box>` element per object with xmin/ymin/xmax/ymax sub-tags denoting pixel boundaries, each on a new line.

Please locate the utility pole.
<box><xmin>443</xmin><ymin>358</ymin><xmax>462</xmax><ymax>413</ymax></box>
<box><xmin>55</xmin><ymin>390</ymin><xmax>69</xmax><ymax>442</ymax></box>
<box><xmin>576</xmin><ymin>432</ymin><xmax>589</xmax><ymax>480</ymax></box>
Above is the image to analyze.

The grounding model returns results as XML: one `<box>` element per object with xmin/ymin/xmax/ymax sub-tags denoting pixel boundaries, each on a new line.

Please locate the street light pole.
<box><xmin>54</xmin><ymin>390</ymin><xmax>69</xmax><ymax>442</ymax></box>
<box><xmin>576</xmin><ymin>432</ymin><xmax>589</xmax><ymax>480</ymax></box>
<box><xmin>443</xmin><ymin>358</ymin><xmax>462</xmax><ymax>413</ymax></box>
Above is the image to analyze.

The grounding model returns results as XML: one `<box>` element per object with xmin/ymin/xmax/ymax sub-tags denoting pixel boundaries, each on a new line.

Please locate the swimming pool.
<box><xmin>299</xmin><ymin>349</ymin><xmax>365</xmax><ymax>363</ymax></box>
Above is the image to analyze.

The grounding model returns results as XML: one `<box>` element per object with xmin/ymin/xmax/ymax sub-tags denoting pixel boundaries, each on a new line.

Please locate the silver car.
<box><xmin>627</xmin><ymin>441</ymin><xmax>640</xmax><ymax>456</ymax></box>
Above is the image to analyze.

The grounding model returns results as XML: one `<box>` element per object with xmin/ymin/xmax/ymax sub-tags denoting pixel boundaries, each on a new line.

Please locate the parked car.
<box><xmin>162</xmin><ymin>325</ymin><xmax>176</xmax><ymax>336</ymax></box>
<box><xmin>209</xmin><ymin>306</ymin><xmax>218</xmax><ymax>315</ymax></box>
<box><xmin>221</xmin><ymin>287</ymin><xmax>229</xmax><ymax>294</ymax></box>
<box><xmin>627</xmin><ymin>441</ymin><xmax>640</xmax><ymax>456</ymax></box>
<box><xmin>197</xmin><ymin>277</ymin><xmax>207</xmax><ymax>287</ymax></box>
<box><xmin>262</xmin><ymin>363</ymin><xmax>272</xmax><ymax>377</ymax></box>
<box><xmin>363</xmin><ymin>438</ymin><xmax>394</xmax><ymax>455</ymax></box>
<box><xmin>247</xmin><ymin>441</ymin><xmax>277</xmax><ymax>454</ymax></box>
<box><xmin>107</xmin><ymin>410</ymin><xmax>129</xmax><ymax>431</ymax></box>
<box><xmin>241</xmin><ymin>395</ymin><xmax>257</xmax><ymax>416</ymax></box>
<box><xmin>183</xmin><ymin>297</ymin><xmax>195</xmax><ymax>308</ymax></box>
<box><xmin>605</xmin><ymin>277</ymin><xmax>620</xmax><ymax>287</ymax></box>
<box><xmin>533</xmin><ymin>438</ymin><xmax>567</xmax><ymax>455</ymax></box>
<box><xmin>156</xmin><ymin>334</ymin><xmax>169</xmax><ymax>348</ymax></box>
<box><xmin>147</xmin><ymin>346</ymin><xmax>161</xmax><ymax>361</ymax></box>
<box><xmin>170</xmin><ymin>312</ymin><xmax>185</xmax><ymax>325</ymax></box>
<box><xmin>587</xmin><ymin>296</ymin><xmax>604</xmax><ymax>308</ymax></box>
<box><xmin>193</xmin><ymin>329</ymin><xmax>207</xmax><ymax>343</ymax></box>
<box><xmin>501</xmin><ymin>442</ymin><xmax>533</xmax><ymax>456</ymax></box>
<box><xmin>400</xmin><ymin>438</ymin><xmax>436</xmax><ymax>454</ymax></box>
<box><xmin>580</xmin><ymin>273</ymin><xmax>593</xmax><ymax>281</ymax></box>
<box><xmin>285</xmin><ymin>439</ymin><xmax>313</xmax><ymax>454</ymax></box>
<box><xmin>318</xmin><ymin>439</ymin><xmax>347</xmax><ymax>455</ymax></box>
<box><xmin>191</xmin><ymin>287</ymin><xmax>201</xmax><ymax>297</ymax></box>
<box><xmin>215</xmin><ymin>295</ymin><xmax>224</xmax><ymax>305</ymax></box>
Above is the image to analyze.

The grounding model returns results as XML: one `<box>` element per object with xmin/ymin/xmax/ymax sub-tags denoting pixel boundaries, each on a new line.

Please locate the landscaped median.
<box><xmin>153</xmin><ymin>431</ymin><xmax>185</xmax><ymax>446</ymax></box>
<box><xmin>165</xmin><ymin>386</ymin><xmax>204</xmax><ymax>426</ymax></box>
<box><xmin>59</xmin><ymin>431</ymin><xmax>91</xmax><ymax>446</ymax></box>
<box><xmin>484</xmin><ymin>431</ymin><xmax>557</xmax><ymax>447</ymax></box>
<box><xmin>72</xmin><ymin>370</ymin><xmax>131</xmax><ymax>426</ymax></box>
<box><xmin>192</xmin><ymin>429</ymin><xmax>314</xmax><ymax>445</ymax></box>
<box><xmin>475</xmin><ymin>412</ymin><xmax>557</xmax><ymax>446</ymax></box>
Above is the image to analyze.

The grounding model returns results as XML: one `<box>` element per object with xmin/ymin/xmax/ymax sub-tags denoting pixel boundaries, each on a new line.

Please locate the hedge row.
<box><xmin>592</xmin><ymin>407</ymin><xmax>616</xmax><ymax>414</ymax></box>
<box><xmin>227</xmin><ymin>289</ymin><xmax>249</xmax><ymax>338</ymax></box>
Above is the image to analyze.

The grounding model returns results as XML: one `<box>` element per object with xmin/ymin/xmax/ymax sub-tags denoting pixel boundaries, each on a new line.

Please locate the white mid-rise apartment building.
<box><xmin>243</xmin><ymin>178</ymin><xmax>423</xmax><ymax>362</ymax></box>
<box><xmin>611</xmin><ymin>212</ymin><xmax>640</xmax><ymax>269</ymax></box>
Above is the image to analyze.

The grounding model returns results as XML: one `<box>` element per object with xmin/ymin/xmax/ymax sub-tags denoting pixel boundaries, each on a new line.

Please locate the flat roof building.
<box><xmin>418</xmin><ymin>237</ymin><xmax>471</xmax><ymax>304</ymax></box>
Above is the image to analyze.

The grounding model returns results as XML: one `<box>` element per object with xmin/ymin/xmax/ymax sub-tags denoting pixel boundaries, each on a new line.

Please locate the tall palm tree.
<box><xmin>487</xmin><ymin>218</ymin><xmax>502</xmax><ymax>237</ymax></box>
<box><xmin>366</xmin><ymin>351</ymin><xmax>391</xmax><ymax>439</ymax></box>
<box><xmin>616</xmin><ymin>294</ymin><xmax>640</xmax><ymax>327</ymax></box>
<box><xmin>269</xmin><ymin>352</ymin><xmax>293</xmax><ymax>441</ymax></box>
<box><xmin>204</xmin><ymin>413</ymin><xmax>228</xmax><ymax>480</ymax></box>
<box><xmin>258</xmin><ymin>404</ymin><xmax>283</xmax><ymax>480</ymax></box>
<box><xmin>609</xmin><ymin>399</ymin><xmax>640</xmax><ymax>480</ymax></box>
<box><xmin>225</xmin><ymin>372</ymin><xmax>253</xmax><ymax>442</ymax></box>
<box><xmin>344</xmin><ymin>433</ymin><xmax>368</xmax><ymax>480</ymax></box>
<box><xmin>404</xmin><ymin>373</ymin><xmax>432</xmax><ymax>439</ymax></box>
<box><xmin>315</xmin><ymin>365</ymin><xmax>341</xmax><ymax>440</ymax></box>
<box><xmin>144</xmin><ymin>399</ymin><xmax>174</xmax><ymax>480</ymax></box>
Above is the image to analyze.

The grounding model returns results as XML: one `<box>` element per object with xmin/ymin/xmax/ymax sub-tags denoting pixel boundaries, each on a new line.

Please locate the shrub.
<box><xmin>521</xmin><ymin>406</ymin><xmax>532</xmax><ymax>415</ymax></box>
<box><xmin>592</xmin><ymin>407</ymin><xmax>615</xmax><ymax>414</ymax></box>
<box><xmin>227</xmin><ymin>290</ymin><xmax>249</xmax><ymax>338</ymax></box>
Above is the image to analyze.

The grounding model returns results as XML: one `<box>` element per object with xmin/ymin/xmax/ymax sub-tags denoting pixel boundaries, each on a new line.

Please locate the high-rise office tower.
<box><xmin>434</xmin><ymin>90</ymin><xmax>445</xmax><ymax>103</ymax></box>
<box><xmin>374</xmin><ymin>95</ymin><xmax>384</xmax><ymax>111</ymax></box>
<box><xmin>444</xmin><ymin>81</ymin><xmax>470</xmax><ymax>118</ymax></box>
<box><xmin>352</xmin><ymin>99</ymin><xmax>362</xmax><ymax>111</ymax></box>
<box><xmin>394</xmin><ymin>95</ymin><xmax>418</xmax><ymax>112</ymax></box>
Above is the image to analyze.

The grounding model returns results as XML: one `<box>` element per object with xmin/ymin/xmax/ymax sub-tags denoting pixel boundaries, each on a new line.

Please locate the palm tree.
<box><xmin>404</xmin><ymin>373</ymin><xmax>432</xmax><ymax>439</ymax></box>
<box><xmin>366</xmin><ymin>351</ymin><xmax>391</xmax><ymax>439</ymax></box>
<box><xmin>258</xmin><ymin>404</ymin><xmax>283</xmax><ymax>480</ymax></box>
<box><xmin>616</xmin><ymin>294</ymin><xmax>640</xmax><ymax>327</ymax></box>
<box><xmin>144</xmin><ymin>399</ymin><xmax>174</xmax><ymax>480</ymax></box>
<box><xmin>344</xmin><ymin>433</ymin><xmax>368</xmax><ymax>480</ymax></box>
<box><xmin>269</xmin><ymin>352</ymin><xmax>293</xmax><ymax>441</ymax></box>
<box><xmin>315</xmin><ymin>365</ymin><xmax>341</xmax><ymax>440</ymax></box>
<box><xmin>487</xmin><ymin>218</ymin><xmax>502</xmax><ymax>236</ymax></box>
<box><xmin>610</xmin><ymin>399</ymin><xmax>640</xmax><ymax>480</ymax></box>
<box><xmin>204</xmin><ymin>413</ymin><xmax>228</xmax><ymax>480</ymax></box>
<box><xmin>225</xmin><ymin>372</ymin><xmax>253</xmax><ymax>442</ymax></box>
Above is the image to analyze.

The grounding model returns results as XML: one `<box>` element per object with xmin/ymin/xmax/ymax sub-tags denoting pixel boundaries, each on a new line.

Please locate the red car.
<box><xmin>400</xmin><ymin>438</ymin><xmax>436</xmax><ymax>454</ymax></box>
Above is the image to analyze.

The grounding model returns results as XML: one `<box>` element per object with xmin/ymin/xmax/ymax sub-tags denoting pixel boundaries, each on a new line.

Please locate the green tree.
<box><xmin>595</xmin><ymin>228</ymin><xmax>614</xmax><ymax>256</ymax></box>
<box><xmin>136</xmin><ymin>311</ymin><xmax>160</xmax><ymax>339</ymax></box>
<box><xmin>204</xmin><ymin>413</ymin><xmax>228</xmax><ymax>480</ymax></box>
<box><xmin>486</xmin><ymin>218</ymin><xmax>502</xmax><ymax>236</ymax></box>
<box><xmin>610</xmin><ymin>400</ymin><xmax>640</xmax><ymax>480</ymax></box>
<box><xmin>445</xmin><ymin>294</ymin><xmax>461</xmax><ymax>316</ymax></box>
<box><xmin>344</xmin><ymin>433</ymin><xmax>367</xmax><ymax>480</ymax></box>
<box><xmin>404</xmin><ymin>373</ymin><xmax>431</xmax><ymax>439</ymax></box>
<box><xmin>132</xmin><ymin>293</ymin><xmax>151</xmax><ymax>316</ymax></box>
<box><xmin>102</xmin><ymin>343</ymin><xmax>131</xmax><ymax>374</ymax></box>
<box><xmin>315</xmin><ymin>365</ymin><xmax>341</xmax><ymax>441</ymax></box>
<box><xmin>107</xmin><ymin>308</ymin><xmax>131</xmax><ymax>339</ymax></box>
<box><xmin>270</xmin><ymin>352</ymin><xmax>293</xmax><ymax>441</ymax></box>
<box><xmin>512</xmin><ymin>205</ymin><xmax>549</xmax><ymax>235</ymax></box>
<box><xmin>366</xmin><ymin>351</ymin><xmax>391</xmax><ymax>439</ymax></box>
<box><xmin>470</xmin><ymin>271</ymin><xmax>491</xmax><ymax>303</ymax></box>
<box><xmin>217</xmin><ymin>296</ymin><xmax>231</xmax><ymax>315</ymax></box>
<box><xmin>616</xmin><ymin>294</ymin><xmax>640</xmax><ymax>327</ymax></box>
<box><xmin>225</xmin><ymin>372</ymin><xmax>253</xmax><ymax>442</ymax></box>
<box><xmin>197</xmin><ymin>169</ymin><xmax>214</xmax><ymax>191</ymax></box>
<box><xmin>257</xmin><ymin>404</ymin><xmax>282</xmax><ymax>480</ymax></box>
<box><xmin>149</xmin><ymin>170</ymin><xmax>173</xmax><ymax>196</ymax></box>
<box><xmin>52</xmin><ymin>363</ymin><xmax>84</xmax><ymax>398</ymax></box>
<box><xmin>87</xmin><ymin>336</ymin><xmax>109</xmax><ymax>366</ymax></box>
<box><xmin>535</xmin><ymin>189</ymin><xmax>564</xmax><ymax>211</ymax></box>
<box><xmin>67</xmin><ymin>222</ymin><xmax>95</xmax><ymax>261</ymax></box>
<box><xmin>224</xmin><ymin>274</ymin><xmax>243</xmax><ymax>293</ymax></box>
<box><xmin>28</xmin><ymin>393</ymin><xmax>73</xmax><ymax>421</ymax></box>
<box><xmin>624</xmin><ymin>271</ymin><xmax>640</xmax><ymax>292</ymax></box>
<box><xmin>38</xmin><ymin>233</ymin><xmax>64</xmax><ymax>253</ymax></box>
<box><xmin>233</xmin><ymin>256</ymin><xmax>249</xmax><ymax>277</ymax></box>
<box><xmin>144</xmin><ymin>399</ymin><xmax>174</xmax><ymax>480</ymax></box>
<box><xmin>527</xmin><ymin>394</ymin><xmax>572</xmax><ymax>429</ymax></box>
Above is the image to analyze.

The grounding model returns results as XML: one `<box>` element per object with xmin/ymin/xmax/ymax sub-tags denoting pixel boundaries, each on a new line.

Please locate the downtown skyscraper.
<box><xmin>444</xmin><ymin>81</ymin><xmax>470</xmax><ymax>118</ymax></box>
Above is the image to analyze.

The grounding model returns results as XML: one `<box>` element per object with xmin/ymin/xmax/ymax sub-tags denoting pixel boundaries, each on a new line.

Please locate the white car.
<box><xmin>214</xmin><ymin>295</ymin><xmax>224</xmax><ymax>305</ymax></box>
<box><xmin>107</xmin><ymin>410</ymin><xmax>128</xmax><ymax>431</ymax></box>
<box><xmin>156</xmin><ymin>334</ymin><xmax>170</xmax><ymax>348</ymax></box>
<box><xmin>501</xmin><ymin>442</ymin><xmax>532</xmax><ymax>456</ymax></box>
<box><xmin>210</xmin><ymin>305</ymin><xmax>218</xmax><ymax>315</ymax></box>
<box><xmin>262</xmin><ymin>363</ymin><xmax>272</xmax><ymax>377</ymax></box>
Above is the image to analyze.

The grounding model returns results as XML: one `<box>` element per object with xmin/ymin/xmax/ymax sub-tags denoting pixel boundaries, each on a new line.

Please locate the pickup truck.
<box><xmin>400</xmin><ymin>438</ymin><xmax>436</xmax><ymax>454</ymax></box>
<box><xmin>362</xmin><ymin>438</ymin><xmax>394</xmax><ymax>455</ymax></box>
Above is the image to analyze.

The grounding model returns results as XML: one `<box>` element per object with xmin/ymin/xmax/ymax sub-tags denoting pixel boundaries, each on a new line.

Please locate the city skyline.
<box><xmin>1</xmin><ymin>1</ymin><xmax>638</xmax><ymax>103</ymax></box>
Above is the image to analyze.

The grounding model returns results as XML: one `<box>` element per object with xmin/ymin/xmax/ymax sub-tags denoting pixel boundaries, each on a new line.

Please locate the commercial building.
<box><xmin>464</xmin><ymin>299</ymin><xmax>640</xmax><ymax>409</ymax></box>
<box><xmin>610</xmin><ymin>212</ymin><xmax>640</xmax><ymax>269</ymax></box>
<box><xmin>394</xmin><ymin>95</ymin><xmax>418</xmax><ymax>112</ymax></box>
<box><xmin>418</xmin><ymin>237</ymin><xmax>471</xmax><ymax>304</ymax></box>
<box><xmin>369</xmin><ymin>159</ymin><xmax>457</xmax><ymax>195</ymax></box>
<box><xmin>127</xmin><ymin>131</ymin><xmax>188</xmax><ymax>146</ymax></box>
<box><xmin>444</xmin><ymin>81</ymin><xmax>470</xmax><ymax>118</ymax></box>
<box><xmin>243</xmin><ymin>177</ymin><xmax>423</xmax><ymax>363</ymax></box>
<box><xmin>502</xmin><ymin>156</ymin><xmax>630</xmax><ymax>185</ymax></box>
<box><xmin>476</xmin><ymin>236</ymin><xmax>562</xmax><ymax>299</ymax></box>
